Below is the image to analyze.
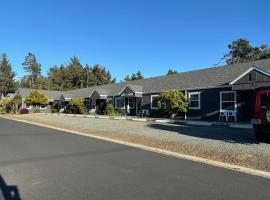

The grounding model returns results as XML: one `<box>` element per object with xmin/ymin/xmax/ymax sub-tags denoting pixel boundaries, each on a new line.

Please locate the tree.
<box><xmin>124</xmin><ymin>75</ymin><xmax>131</xmax><ymax>82</ymax></box>
<box><xmin>0</xmin><ymin>53</ymin><xmax>16</xmax><ymax>97</ymax></box>
<box><xmin>22</xmin><ymin>53</ymin><xmax>41</xmax><ymax>88</ymax></box>
<box><xmin>12</xmin><ymin>94</ymin><xmax>22</xmax><ymax>113</ymax></box>
<box><xmin>167</xmin><ymin>69</ymin><xmax>178</xmax><ymax>75</ymax></box>
<box><xmin>67</xmin><ymin>56</ymin><xmax>84</xmax><ymax>89</ymax></box>
<box><xmin>69</xmin><ymin>98</ymin><xmax>85</xmax><ymax>114</ymax></box>
<box><xmin>158</xmin><ymin>90</ymin><xmax>188</xmax><ymax>118</ymax></box>
<box><xmin>24</xmin><ymin>91</ymin><xmax>49</xmax><ymax>107</ymax></box>
<box><xmin>124</xmin><ymin>70</ymin><xmax>144</xmax><ymax>81</ymax></box>
<box><xmin>224</xmin><ymin>38</ymin><xmax>270</xmax><ymax>65</ymax></box>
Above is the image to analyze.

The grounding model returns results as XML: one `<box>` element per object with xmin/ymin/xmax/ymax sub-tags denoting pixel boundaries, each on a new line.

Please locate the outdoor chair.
<box><xmin>219</xmin><ymin>111</ymin><xmax>227</xmax><ymax>121</ymax></box>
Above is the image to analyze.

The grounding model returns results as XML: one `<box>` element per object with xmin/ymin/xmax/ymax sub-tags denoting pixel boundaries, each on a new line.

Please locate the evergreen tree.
<box><xmin>167</xmin><ymin>69</ymin><xmax>178</xmax><ymax>75</ymax></box>
<box><xmin>124</xmin><ymin>70</ymin><xmax>144</xmax><ymax>81</ymax></box>
<box><xmin>22</xmin><ymin>53</ymin><xmax>41</xmax><ymax>88</ymax></box>
<box><xmin>224</xmin><ymin>38</ymin><xmax>270</xmax><ymax>65</ymax></box>
<box><xmin>0</xmin><ymin>53</ymin><xmax>16</xmax><ymax>97</ymax></box>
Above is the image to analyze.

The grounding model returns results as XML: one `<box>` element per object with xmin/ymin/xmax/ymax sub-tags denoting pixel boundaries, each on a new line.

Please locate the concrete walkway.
<box><xmin>38</xmin><ymin>113</ymin><xmax>253</xmax><ymax>129</ymax></box>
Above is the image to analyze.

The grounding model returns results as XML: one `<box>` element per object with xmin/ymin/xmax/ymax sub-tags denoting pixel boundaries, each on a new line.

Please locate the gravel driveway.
<box><xmin>4</xmin><ymin>114</ymin><xmax>270</xmax><ymax>172</ymax></box>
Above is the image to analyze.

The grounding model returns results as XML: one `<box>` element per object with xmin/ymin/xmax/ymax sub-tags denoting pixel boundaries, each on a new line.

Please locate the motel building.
<box><xmin>17</xmin><ymin>58</ymin><xmax>270</xmax><ymax>122</ymax></box>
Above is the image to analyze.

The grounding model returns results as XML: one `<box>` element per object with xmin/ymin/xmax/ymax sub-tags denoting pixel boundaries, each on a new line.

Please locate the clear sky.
<box><xmin>0</xmin><ymin>0</ymin><xmax>269</xmax><ymax>81</ymax></box>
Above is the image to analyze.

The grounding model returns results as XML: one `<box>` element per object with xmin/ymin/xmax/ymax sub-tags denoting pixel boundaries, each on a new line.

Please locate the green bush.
<box><xmin>105</xmin><ymin>104</ymin><xmax>117</xmax><ymax>116</ymax></box>
<box><xmin>69</xmin><ymin>98</ymin><xmax>85</xmax><ymax>114</ymax></box>
<box><xmin>0</xmin><ymin>99</ymin><xmax>13</xmax><ymax>113</ymax></box>
<box><xmin>158</xmin><ymin>90</ymin><xmax>188</xmax><ymax>118</ymax></box>
<box><xmin>33</xmin><ymin>109</ymin><xmax>42</xmax><ymax>113</ymax></box>
<box><xmin>51</xmin><ymin>108</ymin><xmax>58</xmax><ymax>113</ymax></box>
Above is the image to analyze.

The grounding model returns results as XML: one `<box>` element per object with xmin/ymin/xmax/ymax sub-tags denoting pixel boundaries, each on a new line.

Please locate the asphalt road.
<box><xmin>0</xmin><ymin>118</ymin><xmax>269</xmax><ymax>200</ymax></box>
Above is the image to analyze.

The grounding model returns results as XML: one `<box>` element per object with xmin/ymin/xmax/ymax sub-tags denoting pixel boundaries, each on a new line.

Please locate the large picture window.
<box><xmin>115</xmin><ymin>97</ymin><xmax>125</xmax><ymax>109</ymax></box>
<box><xmin>220</xmin><ymin>91</ymin><xmax>236</xmax><ymax>111</ymax></box>
<box><xmin>151</xmin><ymin>95</ymin><xmax>159</xmax><ymax>109</ymax></box>
<box><xmin>188</xmin><ymin>92</ymin><xmax>200</xmax><ymax>109</ymax></box>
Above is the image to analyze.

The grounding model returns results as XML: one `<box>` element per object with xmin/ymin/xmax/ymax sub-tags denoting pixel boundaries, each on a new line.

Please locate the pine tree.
<box><xmin>22</xmin><ymin>53</ymin><xmax>41</xmax><ymax>88</ymax></box>
<box><xmin>0</xmin><ymin>53</ymin><xmax>16</xmax><ymax>97</ymax></box>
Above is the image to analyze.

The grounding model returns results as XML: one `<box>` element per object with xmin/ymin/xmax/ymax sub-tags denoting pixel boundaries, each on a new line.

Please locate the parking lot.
<box><xmin>2</xmin><ymin>114</ymin><xmax>270</xmax><ymax>172</ymax></box>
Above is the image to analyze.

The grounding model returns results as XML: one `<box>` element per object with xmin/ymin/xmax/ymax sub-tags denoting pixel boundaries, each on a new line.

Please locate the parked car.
<box><xmin>251</xmin><ymin>90</ymin><xmax>270</xmax><ymax>143</ymax></box>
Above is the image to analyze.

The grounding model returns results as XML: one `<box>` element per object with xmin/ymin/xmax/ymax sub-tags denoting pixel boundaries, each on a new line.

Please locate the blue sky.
<box><xmin>0</xmin><ymin>0</ymin><xmax>269</xmax><ymax>81</ymax></box>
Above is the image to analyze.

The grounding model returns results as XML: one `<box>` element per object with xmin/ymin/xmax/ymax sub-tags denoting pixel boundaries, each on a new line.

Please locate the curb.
<box><xmin>0</xmin><ymin>115</ymin><xmax>269</xmax><ymax>179</ymax></box>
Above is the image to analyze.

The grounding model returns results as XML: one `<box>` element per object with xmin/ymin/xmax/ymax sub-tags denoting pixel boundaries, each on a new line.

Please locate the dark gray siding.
<box><xmin>232</xmin><ymin>69</ymin><xmax>270</xmax><ymax>90</ymax></box>
<box><xmin>187</xmin><ymin>87</ymin><xmax>232</xmax><ymax>120</ymax></box>
<box><xmin>235</xmin><ymin>69</ymin><xmax>270</xmax><ymax>84</ymax></box>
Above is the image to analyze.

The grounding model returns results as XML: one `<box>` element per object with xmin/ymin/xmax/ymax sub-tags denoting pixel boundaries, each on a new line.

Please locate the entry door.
<box><xmin>136</xmin><ymin>98</ymin><xmax>141</xmax><ymax>115</ymax></box>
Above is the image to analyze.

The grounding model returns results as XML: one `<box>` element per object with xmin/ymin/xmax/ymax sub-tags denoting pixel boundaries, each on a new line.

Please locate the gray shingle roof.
<box><xmin>17</xmin><ymin>58</ymin><xmax>270</xmax><ymax>99</ymax></box>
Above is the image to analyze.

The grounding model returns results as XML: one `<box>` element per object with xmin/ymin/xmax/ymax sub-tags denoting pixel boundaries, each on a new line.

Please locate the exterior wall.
<box><xmin>186</xmin><ymin>87</ymin><xmax>232</xmax><ymax>120</ymax></box>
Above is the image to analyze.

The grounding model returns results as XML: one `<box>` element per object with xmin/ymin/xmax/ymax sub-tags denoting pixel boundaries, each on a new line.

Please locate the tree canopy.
<box><xmin>0</xmin><ymin>53</ymin><xmax>16</xmax><ymax>96</ymax></box>
<box><xmin>124</xmin><ymin>70</ymin><xmax>144</xmax><ymax>82</ymax></box>
<box><xmin>22</xmin><ymin>53</ymin><xmax>42</xmax><ymax>89</ymax></box>
<box><xmin>224</xmin><ymin>38</ymin><xmax>270</xmax><ymax>65</ymax></box>
<box><xmin>167</xmin><ymin>69</ymin><xmax>178</xmax><ymax>75</ymax></box>
<box><xmin>24</xmin><ymin>91</ymin><xmax>49</xmax><ymax>106</ymax></box>
<box><xmin>158</xmin><ymin>90</ymin><xmax>188</xmax><ymax>118</ymax></box>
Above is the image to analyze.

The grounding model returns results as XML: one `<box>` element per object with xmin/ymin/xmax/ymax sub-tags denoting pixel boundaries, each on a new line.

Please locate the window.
<box><xmin>115</xmin><ymin>97</ymin><xmax>125</xmax><ymax>109</ymax></box>
<box><xmin>151</xmin><ymin>95</ymin><xmax>159</xmax><ymax>109</ymax></box>
<box><xmin>188</xmin><ymin>92</ymin><xmax>200</xmax><ymax>109</ymax></box>
<box><xmin>220</xmin><ymin>91</ymin><xmax>236</xmax><ymax>111</ymax></box>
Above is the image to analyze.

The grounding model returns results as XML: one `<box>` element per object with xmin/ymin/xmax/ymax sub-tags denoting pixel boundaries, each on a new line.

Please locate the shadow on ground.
<box><xmin>148</xmin><ymin>123</ymin><xmax>256</xmax><ymax>144</ymax></box>
<box><xmin>0</xmin><ymin>175</ymin><xmax>21</xmax><ymax>200</ymax></box>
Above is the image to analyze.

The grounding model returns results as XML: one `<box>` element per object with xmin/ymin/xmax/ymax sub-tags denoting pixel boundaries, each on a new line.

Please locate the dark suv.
<box><xmin>251</xmin><ymin>90</ymin><xmax>270</xmax><ymax>143</ymax></box>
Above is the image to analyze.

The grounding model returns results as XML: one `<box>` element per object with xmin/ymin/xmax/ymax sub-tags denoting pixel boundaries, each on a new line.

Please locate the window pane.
<box><xmin>152</xmin><ymin>96</ymin><xmax>158</xmax><ymax>108</ymax></box>
<box><xmin>221</xmin><ymin>102</ymin><xmax>235</xmax><ymax>110</ymax></box>
<box><xmin>116</xmin><ymin>98</ymin><xmax>124</xmax><ymax>108</ymax></box>
<box><xmin>190</xmin><ymin>94</ymin><xmax>199</xmax><ymax>101</ymax></box>
<box><xmin>222</xmin><ymin>92</ymin><xmax>234</xmax><ymax>101</ymax></box>
<box><xmin>190</xmin><ymin>101</ymin><xmax>199</xmax><ymax>108</ymax></box>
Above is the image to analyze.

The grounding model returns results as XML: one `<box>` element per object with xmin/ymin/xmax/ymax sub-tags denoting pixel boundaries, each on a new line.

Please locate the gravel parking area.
<box><xmin>3</xmin><ymin>114</ymin><xmax>270</xmax><ymax>172</ymax></box>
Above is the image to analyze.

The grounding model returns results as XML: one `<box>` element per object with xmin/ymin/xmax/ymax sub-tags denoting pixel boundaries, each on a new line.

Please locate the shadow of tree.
<box><xmin>0</xmin><ymin>175</ymin><xmax>21</xmax><ymax>200</ymax></box>
<box><xmin>148</xmin><ymin>123</ymin><xmax>256</xmax><ymax>144</ymax></box>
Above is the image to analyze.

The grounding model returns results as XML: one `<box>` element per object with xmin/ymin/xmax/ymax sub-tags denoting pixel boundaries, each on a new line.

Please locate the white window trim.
<box><xmin>150</xmin><ymin>95</ymin><xmax>159</xmax><ymax>109</ymax></box>
<box><xmin>115</xmin><ymin>97</ymin><xmax>125</xmax><ymax>109</ymax></box>
<box><xmin>188</xmin><ymin>92</ymin><xmax>201</xmax><ymax>110</ymax></box>
<box><xmin>220</xmin><ymin>91</ymin><xmax>237</xmax><ymax>111</ymax></box>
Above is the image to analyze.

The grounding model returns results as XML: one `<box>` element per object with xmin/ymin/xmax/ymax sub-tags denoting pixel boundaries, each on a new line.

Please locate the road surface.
<box><xmin>0</xmin><ymin>117</ymin><xmax>269</xmax><ymax>200</ymax></box>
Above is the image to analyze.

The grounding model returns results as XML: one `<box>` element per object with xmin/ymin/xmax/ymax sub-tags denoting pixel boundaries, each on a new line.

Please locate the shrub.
<box><xmin>105</xmin><ymin>104</ymin><xmax>117</xmax><ymax>116</ymax></box>
<box><xmin>69</xmin><ymin>98</ymin><xmax>85</xmax><ymax>114</ymax></box>
<box><xmin>33</xmin><ymin>109</ymin><xmax>42</xmax><ymax>113</ymax></box>
<box><xmin>51</xmin><ymin>108</ymin><xmax>58</xmax><ymax>113</ymax></box>
<box><xmin>158</xmin><ymin>90</ymin><xmax>188</xmax><ymax>118</ymax></box>
<box><xmin>0</xmin><ymin>99</ymin><xmax>13</xmax><ymax>113</ymax></box>
<box><xmin>12</xmin><ymin>94</ymin><xmax>22</xmax><ymax>114</ymax></box>
<box><xmin>25</xmin><ymin>91</ymin><xmax>49</xmax><ymax>107</ymax></box>
<box><xmin>20</xmin><ymin>108</ymin><xmax>29</xmax><ymax>114</ymax></box>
